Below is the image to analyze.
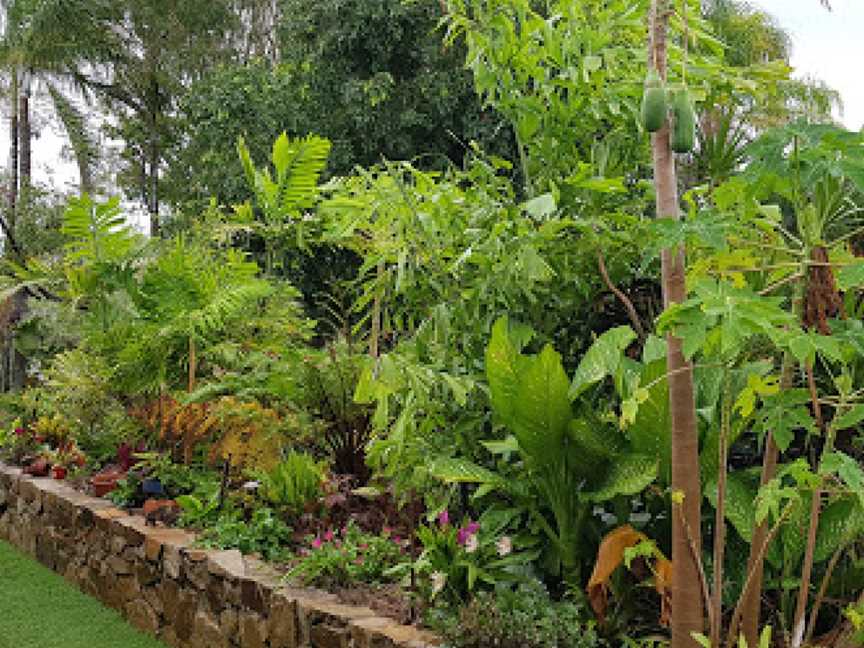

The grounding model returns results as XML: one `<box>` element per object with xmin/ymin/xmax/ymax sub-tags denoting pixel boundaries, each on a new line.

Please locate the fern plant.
<box><xmin>256</xmin><ymin>450</ymin><xmax>326</xmax><ymax>515</ymax></box>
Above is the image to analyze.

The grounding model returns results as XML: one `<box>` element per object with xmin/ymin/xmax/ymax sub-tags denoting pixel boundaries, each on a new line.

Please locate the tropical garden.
<box><xmin>0</xmin><ymin>0</ymin><xmax>861</xmax><ymax>646</ymax></box>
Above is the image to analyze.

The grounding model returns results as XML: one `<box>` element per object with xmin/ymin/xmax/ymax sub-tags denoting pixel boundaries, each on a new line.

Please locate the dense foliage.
<box><xmin>0</xmin><ymin>1</ymin><xmax>861</xmax><ymax>647</ymax></box>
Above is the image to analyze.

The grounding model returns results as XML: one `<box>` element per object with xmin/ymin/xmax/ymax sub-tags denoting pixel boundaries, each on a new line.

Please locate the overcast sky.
<box><xmin>750</xmin><ymin>0</ymin><xmax>864</xmax><ymax>129</ymax></box>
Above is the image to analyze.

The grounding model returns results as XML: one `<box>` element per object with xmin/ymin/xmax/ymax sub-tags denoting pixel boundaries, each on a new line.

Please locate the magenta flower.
<box><xmin>311</xmin><ymin>537</ymin><xmax>323</xmax><ymax>549</ymax></box>
<box><xmin>437</xmin><ymin>510</ymin><xmax>450</xmax><ymax>527</ymax></box>
<box><xmin>324</xmin><ymin>529</ymin><xmax>335</xmax><ymax>542</ymax></box>
<box><xmin>457</xmin><ymin>521</ymin><xmax>480</xmax><ymax>546</ymax></box>
<box><xmin>14</xmin><ymin>427</ymin><xmax>24</xmax><ymax>436</ymax></box>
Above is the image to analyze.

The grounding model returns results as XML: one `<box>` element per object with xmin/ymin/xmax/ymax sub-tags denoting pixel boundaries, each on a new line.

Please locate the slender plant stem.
<box><xmin>710</xmin><ymin>374</ymin><xmax>730</xmax><ymax>648</ymax></box>
<box><xmin>790</xmin><ymin>362</ymin><xmax>828</xmax><ymax>648</ymax></box>
<box><xmin>597</xmin><ymin>250</ymin><xmax>646</xmax><ymax>340</ymax></box>
<box><xmin>803</xmin><ymin>545</ymin><xmax>844</xmax><ymax>646</ymax></box>
<box><xmin>726</xmin><ymin>503</ymin><xmax>794</xmax><ymax>648</ymax></box>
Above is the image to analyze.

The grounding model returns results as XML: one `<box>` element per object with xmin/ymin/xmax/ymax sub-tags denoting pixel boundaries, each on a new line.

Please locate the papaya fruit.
<box><xmin>670</xmin><ymin>87</ymin><xmax>696</xmax><ymax>153</ymax></box>
<box><xmin>640</xmin><ymin>69</ymin><xmax>667</xmax><ymax>133</ymax></box>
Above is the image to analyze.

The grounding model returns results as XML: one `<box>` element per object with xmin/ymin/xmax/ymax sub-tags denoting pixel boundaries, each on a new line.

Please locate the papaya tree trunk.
<box><xmin>649</xmin><ymin>2</ymin><xmax>704</xmax><ymax>646</ymax></box>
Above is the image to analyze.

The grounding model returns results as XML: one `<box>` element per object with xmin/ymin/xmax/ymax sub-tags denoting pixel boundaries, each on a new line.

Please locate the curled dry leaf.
<box><xmin>586</xmin><ymin>524</ymin><xmax>673</xmax><ymax>627</ymax></box>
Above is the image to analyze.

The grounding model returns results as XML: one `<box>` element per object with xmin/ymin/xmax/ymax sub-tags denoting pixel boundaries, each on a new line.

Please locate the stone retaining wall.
<box><xmin>0</xmin><ymin>463</ymin><xmax>439</xmax><ymax>648</ymax></box>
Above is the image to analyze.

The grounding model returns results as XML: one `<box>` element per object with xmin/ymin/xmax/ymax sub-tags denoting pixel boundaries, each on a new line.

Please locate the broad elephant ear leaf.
<box><xmin>486</xmin><ymin>316</ymin><xmax>526</xmax><ymax>428</ymax></box>
<box><xmin>569</xmin><ymin>326</ymin><xmax>636</xmax><ymax>400</ymax></box>
<box><xmin>586</xmin><ymin>454</ymin><xmax>658</xmax><ymax>502</ymax></box>
<box><xmin>511</xmin><ymin>344</ymin><xmax>572</xmax><ymax>462</ymax></box>
<box><xmin>705</xmin><ymin>469</ymin><xmax>759</xmax><ymax>542</ymax></box>
<box><xmin>814</xmin><ymin>496</ymin><xmax>864</xmax><ymax>562</ymax></box>
<box><xmin>428</xmin><ymin>457</ymin><xmax>504</xmax><ymax>487</ymax></box>
<box><xmin>625</xmin><ymin>358</ymin><xmax>672</xmax><ymax>484</ymax></box>
<box><xmin>486</xmin><ymin>317</ymin><xmax>571</xmax><ymax>464</ymax></box>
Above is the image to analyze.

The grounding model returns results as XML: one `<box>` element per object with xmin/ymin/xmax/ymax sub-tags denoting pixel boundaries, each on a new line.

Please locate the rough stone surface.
<box><xmin>268</xmin><ymin>594</ymin><xmax>297</xmax><ymax>648</ymax></box>
<box><xmin>0</xmin><ymin>462</ymin><xmax>439</xmax><ymax>648</ymax></box>
<box><xmin>239</xmin><ymin>611</ymin><xmax>268</xmax><ymax>648</ymax></box>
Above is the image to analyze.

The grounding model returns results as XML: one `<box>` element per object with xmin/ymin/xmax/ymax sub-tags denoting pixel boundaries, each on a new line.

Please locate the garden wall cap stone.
<box><xmin>0</xmin><ymin>463</ymin><xmax>21</xmax><ymax>477</ymax></box>
<box><xmin>184</xmin><ymin>548</ymin><xmax>209</xmax><ymax>562</ymax></box>
<box><xmin>244</xmin><ymin>555</ymin><xmax>283</xmax><ymax>587</ymax></box>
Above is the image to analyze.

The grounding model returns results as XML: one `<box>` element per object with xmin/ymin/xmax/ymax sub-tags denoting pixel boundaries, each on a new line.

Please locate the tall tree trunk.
<box><xmin>8</xmin><ymin>67</ymin><xmax>19</xmax><ymax>240</ymax></box>
<box><xmin>649</xmin><ymin>2</ymin><xmax>704</xmax><ymax>646</ymax></box>
<box><xmin>18</xmin><ymin>71</ymin><xmax>31</xmax><ymax>197</ymax></box>
<box><xmin>149</xmin><ymin>128</ymin><xmax>159</xmax><ymax>236</ymax></box>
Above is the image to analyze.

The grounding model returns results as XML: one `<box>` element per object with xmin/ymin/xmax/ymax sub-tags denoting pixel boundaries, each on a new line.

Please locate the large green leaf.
<box><xmin>586</xmin><ymin>454</ymin><xmax>658</xmax><ymax>502</ymax></box>
<box><xmin>705</xmin><ymin>469</ymin><xmax>759</xmax><ymax>543</ymax></box>
<box><xmin>569</xmin><ymin>325</ymin><xmax>636</xmax><ymax>399</ymax></box>
<box><xmin>510</xmin><ymin>344</ymin><xmax>572</xmax><ymax>463</ymax></box>
<box><xmin>428</xmin><ymin>457</ymin><xmax>504</xmax><ymax>487</ymax></box>
<box><xmin>627</xmin><ymin>359</ymin><xmax>671</xmax><ymax>484</ymax></box>
<box><xmin>486</xmin><ymin>316</ymin><xmax>524</xmax><ymax>428</ymax></box>
<box><xmin>814</xmin><ymin>497</ymin><xmax>864</xmax><ymax>562</ymax></box>
<box><xmin>486</xmin><ymin>317</ymin><xmax>571</xmax><ymax>466</ymax></box>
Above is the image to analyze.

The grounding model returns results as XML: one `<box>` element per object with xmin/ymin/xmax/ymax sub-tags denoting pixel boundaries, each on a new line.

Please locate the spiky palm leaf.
<box><xmin>238</xmin><ymin>132</ymin><xmax>332</xmax><ymax>221</ymax></box>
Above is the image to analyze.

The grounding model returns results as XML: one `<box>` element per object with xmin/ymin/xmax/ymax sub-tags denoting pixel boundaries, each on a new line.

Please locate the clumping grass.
<box><xmin>0</xmin><ymin>540</ymin><xmax>167</xmax><ymax>648</ymax></box>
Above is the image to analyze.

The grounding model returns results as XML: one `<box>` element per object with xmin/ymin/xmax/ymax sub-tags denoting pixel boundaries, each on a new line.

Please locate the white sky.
<box><xmin>10</xmin><ymin>1</ymin><xmax>864</xmax><ymax>191</ymax></box>
<box><xmin>750</xmin><ymin>0</ymin><xmax>864</xmax><ymax>129</ymax></box>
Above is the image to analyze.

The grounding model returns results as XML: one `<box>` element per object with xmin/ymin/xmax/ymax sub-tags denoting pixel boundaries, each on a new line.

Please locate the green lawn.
<box><xmin>0</xmin><ymin>540</ymin><xmax>167</xmax><ymax>648</ymax></box>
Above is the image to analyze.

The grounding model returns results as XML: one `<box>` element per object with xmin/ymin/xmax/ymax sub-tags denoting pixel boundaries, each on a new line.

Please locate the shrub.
<box><xmin>198</xmin><ymin>507</ymin><xmax>292</xmax><ymax>561</ymax></box>
<box><xmin>288</xmin><ymin>521</ymin><xmax>405</xmax><ymax>587</ymax></box>
<box><xmin>430</xmin><ymin>581</ymin><xmax>600</xmax><ymax>648</ymax></box>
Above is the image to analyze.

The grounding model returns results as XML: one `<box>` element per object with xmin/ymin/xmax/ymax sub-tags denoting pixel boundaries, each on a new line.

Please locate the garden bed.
<box><xmin>0</xmin><ymin>462</ymin><xmax>439</xmax><ymax>648</ymax></box>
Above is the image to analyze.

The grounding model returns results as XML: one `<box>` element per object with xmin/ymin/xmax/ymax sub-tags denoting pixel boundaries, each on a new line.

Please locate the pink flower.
<box><xmin>324</xmin><ymin>529</ymin><xmax>335</xmax><ymax>542</ymax></box>
<box><xmin>353</xmin><ymin>557</ymin><xmax>364</xmax><ymax>565</ymax></box>
<box><xmin>311</xmin><ymin>537</ymin><xmax>323</xmax><ymax>549</ymax></box>
<box><xmin>14</xmin><ymin>427</ymin><xmax>24</xmax><ymax>437</ymax></box>
<box><xmin>457</xmin><ymin>521</ymin><xmax>480</xmax><ymax>546</ymax></box>
<box><xmin>437</xmin><ymin>510</ymin><xmax>450</xmax><ymax>527</ymax></box>
<box><xmin>392</xmin><ymin>536</ymin><xmax>401</xmax><ymax>545</ymax></box>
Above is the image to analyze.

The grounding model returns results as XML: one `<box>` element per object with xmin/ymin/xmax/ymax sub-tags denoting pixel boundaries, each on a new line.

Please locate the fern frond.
<box><xmin>181</xmin><ymin>280</ymin><xmax>273</xmax><ymax>339</ymax></box>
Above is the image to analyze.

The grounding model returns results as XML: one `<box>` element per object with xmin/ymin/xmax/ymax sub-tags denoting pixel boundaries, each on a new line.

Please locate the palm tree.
<box><xmin>0</xmin><ymin>0</ymin><xmax>122</xmax><ymax>200</ymax></box>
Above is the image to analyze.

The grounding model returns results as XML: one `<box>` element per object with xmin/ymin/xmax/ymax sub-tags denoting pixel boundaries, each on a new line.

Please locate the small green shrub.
<box><xmin>429</xmin><ymin>581</ymin><xmax>600</xmax><ymax>648</ymax></box>
<box><xmin>257</xmin><ymin>451</ymin><xmax>325</xmax><ymax>514</ymax></box>
<box><xmin>288</xmin><ymin>522</ymin><xmax>405</xmax><ymax>587</ymax></box>
<box><xmin>198</xmin><ymin>507</ymin><xmax>292</xmax><ymax>561</ymax></box>
<box><xmin>108</xmin><ymin>473</ymin><xmax>142</xmax><ymax>507</ymax></box>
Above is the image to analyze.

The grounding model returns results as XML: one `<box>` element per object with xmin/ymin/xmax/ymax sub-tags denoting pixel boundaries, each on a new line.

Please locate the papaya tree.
<box><xmin>647</xmin><ymin>1</ymin><xmax>704</xmax><ymax>645</ymax></box>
